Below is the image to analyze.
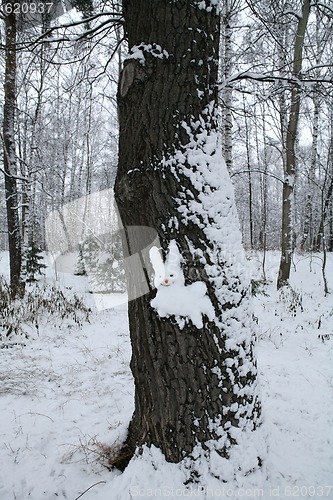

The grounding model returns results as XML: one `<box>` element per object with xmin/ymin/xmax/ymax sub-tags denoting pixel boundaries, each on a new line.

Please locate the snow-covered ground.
<box><xmin>0</xmin><ymin>251</ymin><xmax>332</xmax><ymax>499</ymax></box>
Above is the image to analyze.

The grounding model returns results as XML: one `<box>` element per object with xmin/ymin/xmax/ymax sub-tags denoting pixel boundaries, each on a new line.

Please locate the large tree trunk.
<box><xmin>277</xmin><ymin>0</ymin><xmax>311</xmax><ymax>288</ymax></box>
<box><xmin>114</xmin><ymin>0</ymin><xmax>261</xmax><ymax>471</ymax></box>
<box><xmin>2</xmin><ymin>5</ymin><xmax>23</xmax><ymax>296</ymax></box>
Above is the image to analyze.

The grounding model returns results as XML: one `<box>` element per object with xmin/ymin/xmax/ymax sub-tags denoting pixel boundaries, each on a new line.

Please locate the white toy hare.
<box><xmin>149</xmin><ymin>241</ymin><xmax>215</xmax><ymax>329</ymax></box>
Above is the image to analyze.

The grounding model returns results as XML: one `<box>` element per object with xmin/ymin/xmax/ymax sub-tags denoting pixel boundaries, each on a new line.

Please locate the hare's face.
<box><xmin>160</xmin><ymin>271</ymin><xmax>178</xmax><ymax>286</ymax></box>
<box><xmin>149</xmin><ymin>243</ymin><xmax>182</xmax><ymax>288</ymax></box>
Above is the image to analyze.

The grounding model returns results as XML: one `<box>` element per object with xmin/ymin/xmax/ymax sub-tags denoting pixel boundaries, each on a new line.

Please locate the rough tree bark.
<box><xmin>277</xmin><ymin>0</ymin><xmax>311</xmax><ymax>288</ymax></box>
<box><xmin>114</xmin><ymin>0</ymin><xmax>261</xmax><ymax>472</ymax></box>
<box><xmin>2</xmin><ymin>4</ymin><xmax>23</xmax><ymax>296</ymax></box>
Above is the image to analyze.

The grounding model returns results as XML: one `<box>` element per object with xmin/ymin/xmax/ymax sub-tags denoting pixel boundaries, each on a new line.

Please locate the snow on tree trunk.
<box><xmin>114</xmin><ymin>0</ymin><xmax>262</xmax><ymax>473</ymax></box>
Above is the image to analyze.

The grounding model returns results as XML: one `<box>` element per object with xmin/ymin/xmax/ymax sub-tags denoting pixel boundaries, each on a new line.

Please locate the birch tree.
<box><xmin>220</xmin><ymin>0</ymin><xmax>241</xmax><ymax>172</ymax></box>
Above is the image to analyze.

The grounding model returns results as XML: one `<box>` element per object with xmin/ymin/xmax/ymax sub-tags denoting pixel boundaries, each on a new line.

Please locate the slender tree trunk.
<box><xmin>80</xmin><ymin>84</ymin><xmax>94</xmax><ymax>242</ymax></box>
<box><xmin>328</xmin><ymin>112</ymin><xmax>333</xmax><ymax>252</ymax></box>
<box><xmin>277</xmin><ymin>0</ymin><xmax>311</xmax><ymax>289</ymax></box>
<box><xmin>221</xmin><ymin>1</ymin><xmax>235</xmax><ymax>172</ymax></box>
<box><xmin>302</xmin><ymin>9</ymin><xmax>321</xmax><ymax>252</ymax></box>
<box><xmin>300</xmin><ymin>96</ymin><xmax>319</xmax><ymax>250</ymax></box>
<box><xmin>21</xmin><ymin>47</ymin><xmax>46</xmax><ymax>248</ymax></box>
<box><xmin>314</xmin><ymin>176</ymin><xmax>333</xmax><ymax>252</ymax></box>
<box><xmin>301</xmin><ymin>97</ymin><xmax>319</xmax><ymax>251</ymax></box>
<box><xmin>314</xmin><ymin>106</ymin><xmax>333</xmax><ymax>252</ymax></box>
<box><xmin>243</xmin><ymin>97</ymin><xmax>254</xmax><ymax>249</ymax></box>
<box><xmin>2</xmin><ymin>5</ymin><xmax>23</xmax><ymax>296</ymax></box>
<box><xmin>328</xmin><ymin>198</ymin><xmax>333</xmax><ymax>252</ymax></box>
<box><xmin>257</xmin><ymin>104</ymin><xmax>268</xmax><ymax>278</ymax></box>
<box><xmin>114</xmin><ymin>0</ymin><xmax>261</xmax><ymax>471</ymax></box>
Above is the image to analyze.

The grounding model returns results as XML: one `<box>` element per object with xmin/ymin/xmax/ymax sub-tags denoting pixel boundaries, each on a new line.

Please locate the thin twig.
<box><xmin>74</xmin><ymin>481</ymin><xmax>107</xmax><ymax>500</ymax></box>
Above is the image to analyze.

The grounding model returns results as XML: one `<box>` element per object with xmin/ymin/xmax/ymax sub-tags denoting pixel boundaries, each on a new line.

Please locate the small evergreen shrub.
<box><xmin>75</xmin><ymin>244</ymin><xmax>87</xmax><ymax>276</ymax></box>
<box><xmin>23</xmin><ymin>241</ymin><xmax>47</xmax><ymax>282</ymax></box>
<box><xmin>250</xmin><ymin>279</ymin><xmax>269</xmax><ymax>297</ymax></box>
<box><xmin>279</xmin><ymin>283</ymin><xmax>303</xmax><ymax>317</ymax></box>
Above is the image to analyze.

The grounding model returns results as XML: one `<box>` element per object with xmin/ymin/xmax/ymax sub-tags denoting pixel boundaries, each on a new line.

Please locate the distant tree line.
<box><xmin>1</xmin><ymin>0</ymin><xmax>332</xmax><ymax>294</ymax></box>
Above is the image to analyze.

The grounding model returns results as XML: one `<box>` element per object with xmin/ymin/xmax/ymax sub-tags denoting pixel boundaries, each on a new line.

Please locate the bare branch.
<box><xmin>15</xmin><ymin>11</ymin><xmax>124</xmax><ymax>49</ymax></box>
<box><xmin>281</xmin><ymin>9</ymin><xmax>302</xmax><ymax>21</ymax></box>
<box><xmin>315</xmin><ymin>2</ymin><xmax>333</xmax><ymax>17</ymax></box>
<box><xmin>230</xmin><ymin>169</ymin><xmax>284</xmax><ymax>184</ymax></box>
<box><xmin>220</xmin><ymin>70</ymin><xmax>333</xmax><ymax>89</ymax></box>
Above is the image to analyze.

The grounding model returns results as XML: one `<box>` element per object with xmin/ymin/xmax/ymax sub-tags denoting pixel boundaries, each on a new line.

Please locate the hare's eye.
<box><xmin>170</xmin><ymin>274</ymin><xmax>174</xmax><ymax>277</ymax></box>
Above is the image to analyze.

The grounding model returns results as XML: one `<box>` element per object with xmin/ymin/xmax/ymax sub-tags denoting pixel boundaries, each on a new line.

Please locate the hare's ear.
<box><xmin>149</xmin><ymin>246</ymin><xmax>165</xmax><ymax>286</ymax></box>
<box><xmin>165</xmin><ymin>240</ymin><xmax>181</xmax><ymax>269</ymax></box>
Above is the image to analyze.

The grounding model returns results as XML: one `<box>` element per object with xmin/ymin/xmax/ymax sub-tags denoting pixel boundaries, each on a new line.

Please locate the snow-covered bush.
<box><xmin>76</xmin><ymin>233</ymin><xmax>126</xmax><ymax>293</ymax></box>
<box><xmin>250</xmin><ymin>278</ymin><xmax>269</xmax><ymax>297</ymax></box>
<box><xmin>278</xmin><ymin>283</ymin><xmax>303</xmax><ymax>317</ymax></box>
<box><xmin>0</xmin><ymin>278</ymin><xmax>91</xmax><ymax>343</ymax></box>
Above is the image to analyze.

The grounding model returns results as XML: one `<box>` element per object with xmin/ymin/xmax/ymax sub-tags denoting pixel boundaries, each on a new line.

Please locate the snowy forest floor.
<box><xmin>0</xmin><ymin>251</ymin><xmax>332</xmax><ymax>500</ymax></box>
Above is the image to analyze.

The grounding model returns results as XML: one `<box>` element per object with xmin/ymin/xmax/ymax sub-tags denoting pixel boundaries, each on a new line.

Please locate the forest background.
<box><xmin>1</xmin><ymin>0</ymin><xmax>332</xmax><ymax>291</ymax></box>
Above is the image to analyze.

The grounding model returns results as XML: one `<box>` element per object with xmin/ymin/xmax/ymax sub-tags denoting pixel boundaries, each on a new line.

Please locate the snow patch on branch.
<box><xmin>126</xmin><ymin>43</ymin><xmax>170</xmax><ymax>65</ymax></box>
<box><xmin>193</xmin><ymin>0</ymin><xmax>221</xmax><ymax>14</ymax></box>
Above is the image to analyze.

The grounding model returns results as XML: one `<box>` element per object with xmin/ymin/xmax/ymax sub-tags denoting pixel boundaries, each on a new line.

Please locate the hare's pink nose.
<box><xmin>164</xmin><ymin>279</ymin><xmax>169</xmax><ymax>284</ymax></box>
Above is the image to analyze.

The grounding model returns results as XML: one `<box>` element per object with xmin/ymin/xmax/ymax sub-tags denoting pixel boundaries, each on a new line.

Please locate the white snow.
<box><xmin>159</xmin><ymin>104</ymin><xmax>262</xmax><ymax>459</ymax></box>
<box><xmin>0</xmin><ymin>250</ymin><xmax>333</xmax><ymax>499</ymax></box>
<box><xmin>125</xmin><ymin>43</ymin><xmax>170</xmax><ymax>65</ymax></box>
<box><xmin>195</xmin><ymin>0</ymin><xmax>221</xmax><ymax>14</ymax></box>
<box><xmin>151</xmin><ymin>279</ymin><xmax>215</xmax><ymax>329</ymax></box>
